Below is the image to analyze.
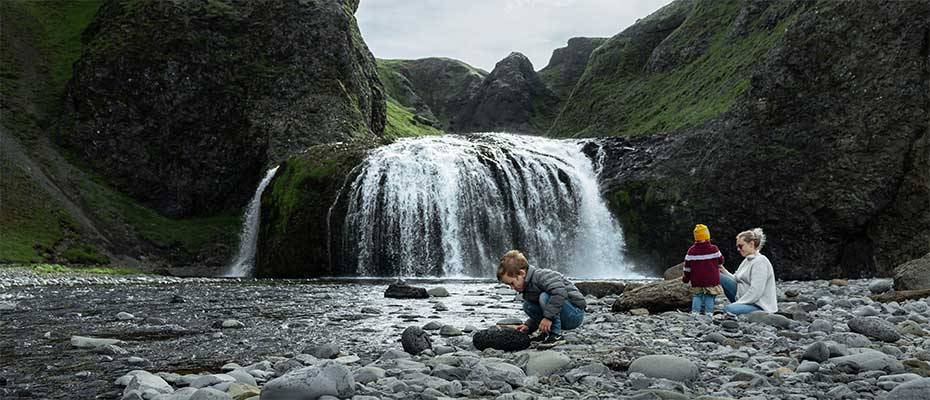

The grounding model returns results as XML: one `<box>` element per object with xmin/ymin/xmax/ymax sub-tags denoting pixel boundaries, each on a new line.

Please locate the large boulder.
<box><xmin>472</xmin><ymin>328</ymin><xmax>531</xmax><ymax>352</ymax></box>
<box><xmin>575</xmin><ymin>281</ymin><xmax>626</xmax><ymax>298</ymax></box>
<box><xmin>259</xmin><ymin>361</ymin><xmax>355</xmax><ymax>400</ymax></box>
<box><xmin>894</xmin><ymin>253</ymin><xmax>930</xmax><ymax>291</ymax></box>
<box><xmin>454</xmin><ymin>52</ymin><xmax>560</xmax><ymax>134</ymax></box>
<box><xmin>385</xmin><ymin>283</ymin><xmax>429</xmax><ymax>299</ymax></box>
<box><xmin>611</xmin><ymin>279</ymin><xmax>691</xmax><ymax>313</ymax></box>
<box><xmin>62</xmin><ymin>0</ymin><xmax>385</xmax><ymax>217</ymax></box>
<box><xmin>590</xmin><ymin>1</ymin><xmax>930</xmax><ymax>278</ymax></box>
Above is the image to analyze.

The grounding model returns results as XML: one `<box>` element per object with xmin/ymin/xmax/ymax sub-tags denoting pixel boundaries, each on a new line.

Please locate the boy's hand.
<box><xmin>539</xmin><ymin>318</ymin><xmax>552</xmax><ymax>334</ymax></box>
<box><xmin>515</xmin><ymin>324</ymin><xmax>529</xmax><ymax>333</ymax></box>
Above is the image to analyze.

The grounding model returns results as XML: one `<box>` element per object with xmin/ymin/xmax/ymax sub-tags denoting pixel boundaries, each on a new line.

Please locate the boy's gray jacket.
<box><xmin>522</xmin><ymin>266</ymin><xmax>587</xmax><ymax>319</ymax></box>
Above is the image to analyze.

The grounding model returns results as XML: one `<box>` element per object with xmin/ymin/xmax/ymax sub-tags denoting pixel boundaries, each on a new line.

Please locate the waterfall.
<box><xmin>225</xmin><ymin>166</ymin><xmax>279</xmax><ymax>277</ymax></box>
<box><xmin>339</xmin><ymin>133</ymin><xmax>642</xmax><ymax>278</ymax></box>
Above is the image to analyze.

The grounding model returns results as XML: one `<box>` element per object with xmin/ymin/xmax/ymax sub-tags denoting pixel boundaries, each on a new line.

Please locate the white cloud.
<box><xmin>357</xmin><ymin>0</ymin><xmax>674</xmax><ymax>72</ymax></box>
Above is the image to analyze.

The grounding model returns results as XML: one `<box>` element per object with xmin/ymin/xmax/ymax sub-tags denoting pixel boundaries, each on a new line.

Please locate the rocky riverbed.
<box><xmin>2</xmin><ymin>267</ymin><xmax>930</xmax><ymax>400</ymax></box>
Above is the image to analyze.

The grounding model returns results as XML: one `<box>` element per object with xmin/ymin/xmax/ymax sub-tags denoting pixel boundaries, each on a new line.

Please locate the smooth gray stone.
<box><xmin>439</xmin><ymin>325</ymin><xmax>462</xmax><ymax>336</ymax></box>
<box><xmin>480</xmin><ymin>361</ymin><xmax>527</xmax><ymax>387</ymax></box>
<box><xmin>188</xmin><ymin>388</ymin><xmax>231</xmax><ymax>400</ymax></box>
<box><xmin>190</xmin><ymin>374</ymin><xmax>235</xmax><ymax>389</ymax></box>
<box><xmin>797</xmin><ymin>361</ymin><xmax>820</xmax><ymax>373</ymax></box>
<box><xmin>886</xmin><ymin>378</ymin><xmax>930</xmax><ymax>400</ymax></box>
<box><xmin>122</xmin><ymin>373</ymin><xmax>174</xmax><ymax>397</ymax></box>
<box><xmin>802</xmin><ymin>342</ymin><xmax>830</xmax><ymax>362</ymax></box>
<box><xmin>227</xmin><ymin>369</ymin><xmax>257</xmax><ymax>386</ymax></box>
<box><xmin>427</xmin><ymin>287</ymin><xmax>450</xmax><ymax>297</ymax></box>
<box><xmin>523</xmin><ymin>351</ymin><xmax>571</xmax><ymax>376</ymax></box>
<box><xmin>71</xmin><ymin>335</ymin><xmax>122</xmax><ymax>348</ymax></box>
<box><xmin>628</xmin><ymin>355</ymin><xmax>699</xmax><ymax>383</ymax></box>
<box><xmin>152</xmin><ymin>387</ymin><xmax>197</xmax><ymax>400</ymax></box>
<box><xmin>260</xmin><ymin>361</ymin><xmax>355</xmax><ymax>400</ymax></box>
<box><xmin>746</xmin><ymin>312</ymin><xmax>793</xmax><ymax>329</ymax></box>
<box><xmin>869</xmin><ymin>280</ymin><xmax>894</xmax><ymax>295</ymax></box>
<box><xmin>853</xmin><ymin>306</ymin><xmax>880</xmax><ymax>317</ymax></box>
<box><xmin>310</xmin><ymin>343</ymin><xmax>341</xmax><ymax>359</ymax></box>
<box><xmin>826</xmin><ymin>332</ymin><xmax>873</xmax><ymax>348</ymax></box>
<box><xmin>422</xmin><ymin>321</ymin><xmax>442</xmax><ymax>330</ymax></box>
<box><xmin>564</xmin><ymin>362</ymin><xmax>611</xmax><ymax>384</ymax></box>
<box><xmin>830</xmin><ymin>350</ymin><xmax>905</xmax><ymax>374</ymax></box>
<box><xmin>353</xmin><ymin>366</ymin><xmax>385</xmax><ymax>385</ymax></box>
<box><xmin>809</xmin><ymin>319</ymin><xmax>835</xmax><ymax>333</ymax></box>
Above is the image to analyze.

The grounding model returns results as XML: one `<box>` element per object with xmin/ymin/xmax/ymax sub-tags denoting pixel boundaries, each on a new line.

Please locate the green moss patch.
<box><xmin>0</xmin><ymin>157</ymin><xmax>74</xmax><ymax>262</ymax></box>
<box><xmin>18</xmin><ymin>0</ymin><xmax>102</xmax><ymax>114</ymax></box>
<box><xmin>384</xmin><ymin>98</ymin><xmax>443</xmax><ymax>138</ymax></box>
<box><xmin>28</xmin><ymin>263</ymin><xmax>141</xmax><ymax>275</ymax></box>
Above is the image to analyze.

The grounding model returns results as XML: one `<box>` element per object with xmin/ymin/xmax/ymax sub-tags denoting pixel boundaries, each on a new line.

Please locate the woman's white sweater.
<box><xmin>723</xmin><ymin>253</ymin><xmax>778</xmax><ymax>312</ymax></box>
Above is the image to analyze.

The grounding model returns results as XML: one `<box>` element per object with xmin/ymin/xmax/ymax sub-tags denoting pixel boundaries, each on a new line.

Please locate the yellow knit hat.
<box><xmin>694</xmin><ymin>224</ymin><xmax>710</xmax><ymax>241</ymax></box>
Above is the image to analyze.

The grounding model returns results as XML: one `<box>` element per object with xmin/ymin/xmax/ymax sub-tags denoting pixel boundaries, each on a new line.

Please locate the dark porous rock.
<box><xmin>663</xmin><ymin>263</ymin><xmax>684</xmax><ymax>280</ymax></box>
<box><xmin>62</xmin><ymin>0</ymin><xmax>385</xmax><ymax>218</ymax></box>
<box><xmin>894</xmin><ymin>253</ymin><xmax>930</xmax><ymax>291</ymax></box>
<box><xmin>575</xmin><ymin>281</ymin><xmax>626</xmax><ymax>298</ymax></box>
<box><xmin>871</xmin><ymin>289</ymin><xmax>930</xmax><ymax>303</ymax></box>
<box><xmin>472</xmin><ymin>328</ymin><xmax>531</xmax><ymax>352</ymax></box>
<box><xmin>400</xmin><ymin>326</ymin><xmax>432</xmax><ymax>355</ymax></box>
<box><xmin>848</xmin><ymin>317</ymin><xmax>902</xmax><ymax>343</ymax></box>
<box><xmin>384</xmin><ymin>283</ymin><xmax>429</xmax><ymax>299</ymax></box>
<box><xmin>612</xmin><ymin>280</ymin><xmax>691</xmax><ymax>314</ymax></box>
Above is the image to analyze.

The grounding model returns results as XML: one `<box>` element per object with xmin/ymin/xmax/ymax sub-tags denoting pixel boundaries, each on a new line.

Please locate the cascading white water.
<box><xmin>340</xmin><ymin>133</ymin><xmax>642</xmax><ymax>278</ymax></box>
<box><xmin>225</xmin><ymin>166</ymin><xmax>279</xmax><ymax>277</ymax></box>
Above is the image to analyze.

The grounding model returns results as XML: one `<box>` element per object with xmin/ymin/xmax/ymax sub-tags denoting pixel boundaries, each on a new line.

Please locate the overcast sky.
<box><xmin>356</xmin><ymin>0</ymin><xmax>674</xmax><ymax>72</ymax></box>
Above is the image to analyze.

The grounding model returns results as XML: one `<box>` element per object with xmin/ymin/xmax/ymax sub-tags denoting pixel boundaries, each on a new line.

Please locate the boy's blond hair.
<box><xmin>497</xmin><ymin>250</ymin><xmax>529</xmax><ymax>281</ymax></box>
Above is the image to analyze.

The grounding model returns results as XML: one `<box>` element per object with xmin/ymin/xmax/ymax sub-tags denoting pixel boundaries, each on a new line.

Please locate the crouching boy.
<box><xmin>497</xmin><ymin>250</ymin><xmax>586</xmax><ymax>347</ymax></box>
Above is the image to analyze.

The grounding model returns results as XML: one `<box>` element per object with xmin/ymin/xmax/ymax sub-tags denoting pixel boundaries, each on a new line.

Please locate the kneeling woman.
<box><xmin>719</xmin><ymin>228</ymin><xmax>778</xmax><ymax>315</ymax></box>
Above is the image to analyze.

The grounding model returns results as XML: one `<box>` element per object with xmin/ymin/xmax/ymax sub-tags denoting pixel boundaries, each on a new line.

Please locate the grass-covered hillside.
<box><xmin>376</xmin><ymin>58</ymin><xmax>487</xmax><ymax>133</ymax></box>
<box><xmin>549</xmin><ymin>0</ymin><xmax>806</xmax><ymax>137</ymax></box>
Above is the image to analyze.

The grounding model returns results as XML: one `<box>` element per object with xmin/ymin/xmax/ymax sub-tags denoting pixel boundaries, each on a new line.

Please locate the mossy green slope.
<box><xmin>549</xmin><ymin>0</ymin><xmax>806</xmax><ymax>138</ymax></box>
<box><xmin>1</xmin><ymin>0</ymin><xmax>239</xmax><ymax>266</ymax></box>
<box><xmin>376</xmin><ymin>59</ymin><xmax>444</xmax><ymax>138</ymax></box>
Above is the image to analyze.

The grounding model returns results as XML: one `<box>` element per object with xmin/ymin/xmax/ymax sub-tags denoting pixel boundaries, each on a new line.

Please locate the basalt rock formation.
<box><xmin>60</xmin><ymin>0</ymin><xmax>385</xmax><ymax>218</ymax></box>
<box><xmin>586</xmin><ymin>0</ymin><xmax>930</xmax><ymax>280</ymax></box>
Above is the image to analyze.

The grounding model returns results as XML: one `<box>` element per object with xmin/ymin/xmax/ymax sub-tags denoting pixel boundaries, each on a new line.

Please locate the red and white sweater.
<box><xmin>683</xmin><ymin>241</ymin><xmax>724</xmax><ymax>287</ymax></box>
